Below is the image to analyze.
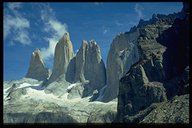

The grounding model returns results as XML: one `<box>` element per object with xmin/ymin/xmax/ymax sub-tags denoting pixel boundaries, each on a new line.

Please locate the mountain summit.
<box><xmin>47</xmin><ymin>32</ymin><xmax>74</xmax><ymax>84</ymax></box>
<box><xmin>25</xmin><ymin>48</ymin><xmax>50</xmax><ymax>81</ymax></box>
<box><xmin>4</xmin><ymin>3</ymin><xmax>189</xmax><ymax>124</ymax></box>
<box><xmin>66</xmin><ymin>40</ymin><xmax>106</xmax><ymax>97</ymax></box>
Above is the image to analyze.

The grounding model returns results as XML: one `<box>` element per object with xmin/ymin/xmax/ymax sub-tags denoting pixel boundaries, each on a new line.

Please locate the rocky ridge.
<box><xmin>141</xmin><ymin>94</ymin><xmax>189</xmax><ymax>123</ymax></box>
<box><xmin>66</xmin><ymin>40</ymin><xmax>106</xmax><ymax>97</ymax></box>
<box><xmin>115</xmin><ymin>3</ymin><xmax>189</xmax><ymax>123</ymax></box>
<box><xmin>102</xmin><ymin>31</ymin><xmax>140</xmax><ymax>102</ymax></box>
<box><xmin>4</xmin><ymin>3</ymin><xmax>189</xmax><ymax>124</ymax></box>
<box><xmin>3</xmin><ymin>79</ymin><xmax>117</xmax><ymax>123</ymax></box>
<box><xmin>25</xmin><ymin>49</ymin><xmax>50</xmax><ymax>81</ymax></box>
<box><xmin>102</xmin><ymin>9</ymin><xmax>181</xmax><ymax>102</ymax></box>
<box><xmin>47</xmin><ymin>32</ymin><xmax>74</xmax><ymax>84</ymax></box>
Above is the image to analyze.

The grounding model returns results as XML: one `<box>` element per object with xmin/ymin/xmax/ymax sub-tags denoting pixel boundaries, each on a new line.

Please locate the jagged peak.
<box><xmin>31</xmin><ymin>48</ymin><xmax>45</xmax><ymax>66</ymax></box>
<box><xmin>26</xmin><ymin>48</ymin><xmax>49</xmax><ymax>80</ymax></box>
<box><xmin>89</xmin><ymin>40</ymin><xmax>99</xmax><ymax>48</ymax></box>
<box><xmin>64</xmin><ymin>32</ymin><xmax>70</xmax><ymax>42</ymax></box>
<box><xmin>61</xmin><ymin>32</ymin><xmax>70</xmax><ymax>39</ymax></box>
<box><xmin>89</xmin><ymin>40</ymin><xmax>96</xmax><ymax>44</ymax></box>
<box><xmin>82</xmin><ymin>40</ymin><xmax>88</xmax><ymax>45</ymax></box>
<box><xmin>32</xmin><ymin>48</ymin><xmax>41</xmax><ymax>57</ymax></box>
<box><xmin>59</xmin><ymin>32</ymin><xmax>71</xmax><ymax>45</ymax></box>
<box><xmin>81</xmin><ymin>40</ymin><xmax>98</xmax><ymax>48</ymax></box>
<box><xmin>55</xmin><ymin>32</ymin><xmax>74</xmax><ymax>59</ymax></box>
<box><xmin>77</xmin><ymin>39</ymin><xmax>101</xmax><ymax>60</ymax></box>
<box><xmin>137</xmin><ymin>12</ymin><xmax>180</xmax><ymax>28</ymax></box>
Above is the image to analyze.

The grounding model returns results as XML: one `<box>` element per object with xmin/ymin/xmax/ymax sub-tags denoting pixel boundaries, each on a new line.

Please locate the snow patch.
<box><xmin>67</xmin><ymin>83</ymin><xmax>78</xmax><ymax>90</ymax></box>
<box><xmin>119</xmin><ymin>49</ymin><xmax>125</xmax><ymax>54</ymax></box>
<box><xmin>4</xmin><ymin>81</ymin><xmax>117</xmax><ymax>107</ymax></box>
<box><xmin>21</xmin><ymin>86</ymin><xmax>90</xmax><ymax>106</ymax></box>
<box><xmin>22</xmin><ymin>87</ymin><xmax>65</xmax><ymax>106</ymax></box>
<box><xmin>3</xmin><ymin>83</ymin><xmax>40</xmax><ymax>97</ymax></box>
<box><xmin>17</xmin><ymin>83</ymin><xmax>31</xmax><ymax>89</ymax></box>
<box><xmin>4</xmin><ymin>87</ymin><xmax>10</xmax><ymax>99</ymax></box>
<box><xmin>17</xmin><ymin>83</ymin><xmax>40</xmax><ymax>89</ymax></box>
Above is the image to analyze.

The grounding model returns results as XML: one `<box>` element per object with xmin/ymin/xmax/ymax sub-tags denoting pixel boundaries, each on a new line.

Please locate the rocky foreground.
<box><xmin>4</xmin><ymin>3</ymin><xmax>189</xmax><ymax>124</ymax></box>
<box><xmin>4</xmin><ymin>78</ymin><xmax>117</xmax><ymax>123</ymax></box>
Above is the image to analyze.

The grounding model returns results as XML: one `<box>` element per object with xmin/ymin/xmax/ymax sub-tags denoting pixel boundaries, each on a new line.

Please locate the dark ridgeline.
<box><xmin>4</xmin><ymin>2</ymin><xmax>189</xmax><ymax>124</ymax></box>
<box><xmin>115</xmin><ymin>2</ymin><xmax>189</xmax><ymax>123</ymax></box>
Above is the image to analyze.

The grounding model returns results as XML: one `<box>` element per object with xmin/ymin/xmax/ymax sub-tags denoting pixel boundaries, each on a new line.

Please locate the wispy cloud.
<box><xmin>103</xmin><ymin>29</ymin><xmax>108</xmax><ymax>35</ymax></box>
<box><xmin>115</xmin><ymin>20</ymin><xmax>123</xmax><ymax>26</ymax></box>
<box><xmin>12</xmin><ymin>29</ymin><xmax>31</xmax><ymax>45</ymax></box>
<box><xmin>4</xmin><ymin>2</ymin><xmax>31</xmax><ymax>45</ymax></box>
<box><xmin>8</xmin><ymin>2</ymin><xmax>22</xmax><ymax>10</ymax></box>
<box><xmin>39</xmin><ymin>4</ymin><xmax>68</xmax><ymax>63</ymax></box>
<box><xmin>134</xmin><ymin>3</ymin><xmax>144</xmax><ymax>20</ymax></box>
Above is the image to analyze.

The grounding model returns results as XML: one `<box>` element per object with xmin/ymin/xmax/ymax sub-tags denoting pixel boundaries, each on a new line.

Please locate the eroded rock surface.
<box><xmin>141</xmin><ymin>94</ymin><xmax>189</xmax><ymax>123</ymax></box>
<box><xmin>115</xmin><ymin>3</ymin><xmax>189</xmax><ymax>123</ymax></box>
<box><xmin>4</xmin><ymin>82</ymin><xmax>117</xmax><ymax>123</ymax></box>
<box><xmin>116</xmin><ymin>61</ymin><xmax>167</xmax><ymax>122</ymax></box>
<box><xmin>66</xmin><ymin>40</ymin><xmax>106</xmax><ymax>97</ymax></box>
<box><xmin>4</xmin><ymin>3</ymin><xmax>189</xmax><ymax>124</ymax></box>
<box><xmin>48</xmin><ymin>32</ymin><xmax>74</xmax><ymax>84</ymax></box>
<box><xmin>25</xmin><ymin>49</ymin><xmax>50</xmax><ymax>81</ymax></box>
<box><xmin>102</xmin><ymin>30</ymin><xmax>140</xmax><ymax>102</ymax></box>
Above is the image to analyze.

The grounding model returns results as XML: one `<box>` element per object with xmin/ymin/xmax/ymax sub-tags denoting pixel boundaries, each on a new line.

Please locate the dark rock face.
<box><xmin>116</xmin><ymin>3</ymin><xmax>189</xmax><ymax>123</ymax></box>
<box><xmin>158</xmin><ymin>17</ymin><xmax>189</xmax><ymax>80</ymax></box>
<box><xmin>65</xmin><ymin>57</ymin><xmax>76</xmax><ymax>83</ymax></box>
<box><xmin>102</xmin><ymin>4</ymin><xmax>183</xmax><ymax>102</ymax></box>
<box><xmin>163</xmin><ymin>66</ymin><xmax>190</xmax><ymax>99</ymax></box>
<box><xmin>116</xmin><ymin>61</ymin><xmax>167</xmax><ymax>122</ymax></box>
<box><xmin>4</xmin><ymin>3</ymin><xmax>189</xmax><ymax>124</ymax></box>
<box><xmin>25</xmin><ymin>49</ymin><xmax>50</xmax><ymax>81</ymax></box>
<box><xmin>87</xmin><ymin>110</ymin><xmax>117</xmax><ymax>123</ymax></box>
<box><xmin>141</xmin><ymin>94</ymin><xmax>189</xmax><ymax>123</ymax></box>
<box><xmin>4</xmin><ymin>112</ymin><xmax>77</xmax><ymax>123</ymax></box>
<box><xmin>122</xmin><ymin>103</ymin><xmax>159</xmax><ymax>123</ymax></box>
<box><xmin>34</xmin><ymin>112</ymin><xmax>77</xmax><ymax>123</ymax></box>
<box><xmin>156</xmin><ymin>6</ymin><xmax>190</xmax><ymax>99</ymax></box>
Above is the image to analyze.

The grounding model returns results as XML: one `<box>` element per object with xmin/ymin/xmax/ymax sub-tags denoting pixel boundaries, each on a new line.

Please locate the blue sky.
<box><xmin>3</xmin><ymin>2</ymin><xmax>183</xmax><ymax>80</ymax></box>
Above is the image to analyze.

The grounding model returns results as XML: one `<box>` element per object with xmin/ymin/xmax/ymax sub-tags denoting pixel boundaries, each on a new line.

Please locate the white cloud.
<box><xmin>39</xmin><ymin>4</ymin><xmax>68</xmax><ymax>63</ymax></box>
<box><xmin>8</xmin><ymin>2</ymin><xmax>22</xmax><ymax>10</ymax></box>
<box><xmin>13</xmin><ymin>30</ymin><xmax>31</xmax><ymax>45</ymax></box>
<box><xmin>4</xmin><ymin>2</ymin><xmax>31</xmax><ymax>45</ymax></box>
<box><xmin>41</xmin><ymin>37</ymin><xmax>57</xmax><ymax>60</ymax></box>
<box><xmin>48</xmin><ymin>19</ymin><xmax>68</xmax><ymax>38</ymax></box>
<box><xmin>3</xmin><ymin>13</ymin><xmax>31</xmax><ymax>45</ymax></box>
<box><xmin>40</xmin><ymin>3</ymin><xmax>54</xmax><ymax>21</ymax></box>
<box><xmin>134</xmin><ymin>3</ymin><xmax>144</xmax><ymax>20</ymax></box>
